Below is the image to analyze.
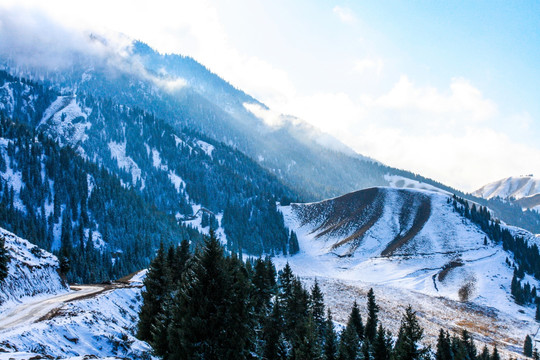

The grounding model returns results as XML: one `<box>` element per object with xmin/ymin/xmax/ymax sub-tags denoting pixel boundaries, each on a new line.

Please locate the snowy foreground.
<box><xmin>0</xmin><ymin>227</ymin><xmax>151</xmax><ymax>359</ymax></box>
<box><xmin>275</xmin><ymin>187</ymin><xmax>540</xmax><ymax>358</ymax></box>
<box><xmin>0</xmin><ymin>283</ymin><xmax>151</xmax><ymax>359</ymax></box>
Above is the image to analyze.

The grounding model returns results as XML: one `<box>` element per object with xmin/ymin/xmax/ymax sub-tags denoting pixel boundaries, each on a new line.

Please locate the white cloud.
<box><xmin>333</xmin><ymin>6</ymin><xmax>357</xmax><ymax>24</ymax></box>
<box><xmin>269</xmin><ymin>76</ymin><xmax>540</xmax><ymax>191</ymax></box>
<box><xmin>354</xmin><ymin>58</ymin><xmax>384</xmax><ymax>76</ymax></box>
<box><xmin>372</xmin><ymin>75</ymin><xmax>498</xmax><ymax>122</ymax></box>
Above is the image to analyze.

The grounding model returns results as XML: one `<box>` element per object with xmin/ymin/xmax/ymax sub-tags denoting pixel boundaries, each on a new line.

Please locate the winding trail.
<box><xmin>0</xmin><ymin>285</ymin><xmax>106</xmax><ymax>332</ymax></box>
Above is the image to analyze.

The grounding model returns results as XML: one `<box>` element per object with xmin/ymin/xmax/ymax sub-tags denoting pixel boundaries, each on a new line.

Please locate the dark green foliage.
<box><xmin>525</xmin><ymin>335</ymin><xmax>533</xmax><ymax>357</ymax></box>
<box><xmin>324</xmin><ymin>309</ymin><xmax>339</xmax><ymax>360</ymax></box>
<box><xmin>478</xmin><ymin>346</ymin><xmax>490</xmax><ymax>360</ymax></box>
<box><xmin>289</xmin><ymin>230</ymin><xmax>300</xmax><ymax>255</ymax></box>
<box><xmin>348</xmin><ymin>300</ymin><xmax>364</xmax><ymax>341</ymax></box>
<box><xmin>167</xmin><ymin>231</ymin><xmax>253</xmax><ymax>360</ymax></box>
<box><xmin>311</xmin><ymin>280</ymin><xmax>326</xmax><ymax>343</ymax></box>
<box><xmin>536</xmin><ymin>302</ymin><xmax>540</xmax><ymax>321</ymax></box>
<box><xmin>338</xmin><ymin>323</ymin><xmax>360</xmax><ymax>360</ymax></box>
<box><xmin>392</xmin><ymin>306</ymin><xmax>428</xmax><ymax>360</ymax></box>
<box><xmin>491</xmin><ymin>346</ymin><xmax>500</xmax><ymax>360</ymax></box>
<box><xmin>262</xmin><ymin>300</ymin><xmax>288</xmax><ymax>360</ymax></box>
<box><xmin>373</xmin><ymin>325</ymin><xmax>392</xmax><ymax>360</ymax></box>
<box><xmin>0</xmin><ymin>235</ymin><xmax>9</xmax><ymax>282</ymax></box>
<box><xmin>365</xmin><ymin>288</ymin><xmax>379</xmax><ymax>343</ymax></box>
<box><xmin>137</xmin><ymin>244</ymin><xmax>168</xmax><ymax>342</ymax></box>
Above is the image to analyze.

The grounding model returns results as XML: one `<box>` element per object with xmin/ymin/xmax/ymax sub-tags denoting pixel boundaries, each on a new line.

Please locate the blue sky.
<box><xmin>2</xmin><ymin>0</ymin><xmax>539</xmax><ymax>191</ymax></box>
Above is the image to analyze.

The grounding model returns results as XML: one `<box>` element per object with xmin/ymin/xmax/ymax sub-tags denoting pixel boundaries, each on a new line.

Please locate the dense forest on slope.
<box><xmin>0</xmin><ymin>113</ymin><xmax>201</xmax><ymax>283</ymax></box>
<box><xmin>138</xmin><ymin>232</ymin><xmax>506</xmax><ymax>360</ymax></box>
<box><xmin>0</xmin><ymin>70</ymin><xmax>299</xmax><ymax>257</ymax></box>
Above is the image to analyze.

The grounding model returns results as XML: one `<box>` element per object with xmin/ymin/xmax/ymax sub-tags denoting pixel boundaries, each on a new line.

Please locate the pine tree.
<box><xmin>365</xmin><ymin>288</ymin><xmax>379</xmax><ymax>342</ymax></box>
<box><xmin>324</xmin><ymin>309</ymin><xmax>339</xmax><ymax>360</ymax></box>
<box><xmin>373</xmin><ymin>325</ymin><xmax>392</xmax><ymax>360</ymax></box>
<box><xmin>0</xmin><ymin>235</ymin><xmax>9</xmax><ymax>282</ymax></box>
<box><xmin>524</xmin><ymin>335</ymin><xmax>533</xmax><ymax>357</ymax></box>
<box><xmin>392</xmin><ymin>305</ymin><xmax>428</xmax><ymax>360</ymax></box>
<box><xmin>137</xmin><ymin>243</ymin><xmax>167</xmax><ymax>342</ymax></box>
<box><xmin>167</xmin><ymin>230</ymin><xmax>252</xmax><ymax>360</ymax></box>
<box><xmin>338</xmin><ymin>323</ymin><xmax>360</xmax><ymax>360</ymax></box>
<box><xmin>294</xmin><ymin>315</ymin><xmax>323</xmax><ymax>360</ymax></box>
<box><xmin>311</xmin><ymin>279</ymin><xmax>326</xmax><ymax>343</ymax></box>
<box><xmin>460</xmin><ymin>329</ymin><xmax>477</xmax><ymax>360</ymax></box>
<box><xmin>262</xmin><ymin>299</ymin><xmax>288</xmax><ymax>360</ymax></box>
<box><xmin>478</xmin><ymin>346</ymin><xmax>490</xmax><ymax>360</ymax></box>
<box><xmin>491</xmin><ymin>346</ymin><xmax>500</xmax><ymax>360</ymax></box>
<box><xmin>435</xmin><ymin>330</ymin><xmax>452</xmax><ymax>360</ymax></box>
<box><xmin>348</xmin><ymin>300</ymin><xmax>364</xmax><ymax>341</ymax></box>
<box><xmin>536</xmin><ymin>302</ymin><xmax>540</xmax><ymax>322</ymax></box>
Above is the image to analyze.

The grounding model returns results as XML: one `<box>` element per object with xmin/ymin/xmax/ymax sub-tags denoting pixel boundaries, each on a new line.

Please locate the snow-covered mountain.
<box><xmin>0</xmin><ymin>227</ymin><xmax>68</xmax><ymax>312</ymax></box>
<box><xmin>474</xmin><ymin>175</ymin><xmax>540</xmax><ymax>212</ymax></box>
<box><xmin>277</xmin><ymin>187</ymin><xmax>540</xmax><ymax>354</ymax></box>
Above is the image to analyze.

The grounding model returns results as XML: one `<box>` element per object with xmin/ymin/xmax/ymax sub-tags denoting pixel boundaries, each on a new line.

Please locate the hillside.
<box><xmin>474</xmin><ymin>175</ymin><xmax>540</xmax><ymax>212</ymax></box>
<box><xmin>0</xmin><ymin>227</ymin><xmax>68</xmax><ymax>312</ymax></box>
<box><xmin>277</xmin><ymin>187</ymin><xmax>540</xmax><ymax>355</ymax></box>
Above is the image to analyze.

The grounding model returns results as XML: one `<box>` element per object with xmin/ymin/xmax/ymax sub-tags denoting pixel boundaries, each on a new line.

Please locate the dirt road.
<box><xmin>0</xmin><ymin>285</ymin><xmax>105</xmax><ymax>332</ymax></box>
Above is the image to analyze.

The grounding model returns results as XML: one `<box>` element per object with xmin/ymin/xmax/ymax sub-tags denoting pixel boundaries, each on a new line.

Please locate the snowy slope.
<box><xmin>277</xmin><ymin>187</ymin><xmax>540</xmax><ymax>355</ymax></box>
<box><xmin>0</xmin><ymin>285</ymin><xmax>152</xmax><ymax>359</ymax></box>
<box><xmin>474</xmin><ymin>175</ymin><xmax>540</xmax><ymax>212</ymax></box>
<box><xmin>0</xmin><ymin>228</ymin><xmax>68</xmax><ymax>313</ymax></box>
<box><xmin>38</xmin><ymin>95</ymin><xmax>92</xmax><ymax>147</ymax></box>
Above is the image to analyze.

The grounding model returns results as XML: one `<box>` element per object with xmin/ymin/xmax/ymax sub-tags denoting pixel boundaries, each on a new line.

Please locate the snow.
<box><xmin>385</xmin><ymin>174</ymin><xmax>451</xmax><ymax>195</ymax></box>
<box><xmin>0</xmin><ymin>286</ymin><xmax>153</xmax><ymax>359</ymax></box>
<box><xmin>39</xmin><ymin>96</ymin><xmax>92</xmax><ymax>146</ymax></box>
<box><xmin>107</xmin><ymin>141</ymin><xmax>144</xmax><ymax>189</ymax></box>
<box><xmin>181</xmin><ymin>204</ymin><xmax>227</xmax><ymax>246</ymax></box>
<box><xmin>0</xmin><ymin>228</ymin><xmax>69</xmax><ymax>314</ymax></box>
<box><xmin>474</xmin><ymin>175</ymin><xmax>540</xmax><ymax>200</ymax></box>
<box><xmin>0</xmin><ymin>82</ymin><xmax>15</xmax><ymax>117</ymax></box>
<box><xmin>168</xmin><ymin>171</ymin><xmax>186</xmax><ymax>193</ymax></box>
<box><xmin>276</xmin><ymin>187</ymin><xmax>540</xmax><ymax>356</ymax></box>
<box><xmin>196</xmin><ymin>140</ymin><xmax>215</xmax><ymax>157</ymax></box>
<box><xmin>151</xmin><ymin>148</ymin><xmax>168</xmax><ymax>171</ymax></box>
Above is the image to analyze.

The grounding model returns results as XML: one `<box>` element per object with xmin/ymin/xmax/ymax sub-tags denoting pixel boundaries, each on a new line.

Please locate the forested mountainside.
<box><xmin>0</xmin><ymin>69</ymin><xmax>300</xmax><ymax>282</ymax></box>
<box><xmin>0</xmin><ymin>112</ymin><xmax>200</xmax><ymax>283</ymax></box>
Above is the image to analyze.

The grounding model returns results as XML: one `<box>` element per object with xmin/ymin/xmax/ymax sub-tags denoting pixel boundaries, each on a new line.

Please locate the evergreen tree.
<box><xmin>262</xmin><ymin>299</ymin><xmax>288</xmax><ymax>360</ymax></box>
<box><xmin>373</xmin><ymin>325</ymin><xmax>392</xmax><ymax>360</ymax></box>
<box><xmin>324</xmin><ymin>309</ymin><xmax>339</xmax><ymax>360</ymax></box>
<box><xmin>536</xmin><ymin>302</ymin><xmax>540</xmax><ymax>322</ymax></box>
<box><xmin>311</xmin><ymin>279</ymin><xmax>326</xmax><ymax>343</ymax></box>
<box><xmin>137</xmin><ymin>243</ymin><xmax>168</xmax><ymax>342</ymax></box>
<box><xmin>294</xmin><ymin>315</ymin><xmax>323</xmax><ymax>360</ymax></box>
<box><xmin>0</xmin><ymin>235</ymin><xmax>9</xmax><ymax>282</ymax></box>
<box><xmin>478</xmin><ymin>346</ymin><xmax>490</xmax><ymax>360</ymax></box>
<box><xmin>525</xmin><ymin>335</ymin><xmax>533</xmax><ymax>357</ymax></box>
<box><xmin>392</xmin><ymin>306</ymin><xmax>428</xmax><ymax>360</ymax></box>
<box><xmin>460</xmin><ymin>329</ymin><xmax>477</xmax><ymax>360</ymax></box>
<box><xmin>490</xmin><ymin>346</ymin><xmax>500</xmax><ymax>360</ymax></box>
<box><xmin>348</xmin><ymin>300</ymin><xmax>364</xmax><ymax>341</ymax></box>
<box><xmin>167</xmin><ymin>230</ymin><xmax>251</xmax><ymax>360</ymax></box>
<box><xmin>435</xmin><ymin>330</ymin><xmax>452</xmax><ymax>360</ymax></box>
<box><xmin>338</xmin><ymin>323</ymin><xmax>360</xmax><ymax>360</ymax></box>
<box><xmin>365</xmin><ymin>288</ymin><xmax>379</xmax><ymax>343</ymax></box>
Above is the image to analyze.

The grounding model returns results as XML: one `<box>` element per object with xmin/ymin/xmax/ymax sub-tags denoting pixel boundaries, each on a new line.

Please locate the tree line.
<box><xmin>138</xmin><ymin>231</ymin><xmax>509</xmax><ymax>360</ymax></box>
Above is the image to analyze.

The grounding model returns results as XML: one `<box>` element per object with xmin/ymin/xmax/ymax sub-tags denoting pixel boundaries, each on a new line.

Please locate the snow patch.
<box><xmin>107</xmin><ymin>141</ymin><xmax>144</xmax><ymax>188</ymax></box>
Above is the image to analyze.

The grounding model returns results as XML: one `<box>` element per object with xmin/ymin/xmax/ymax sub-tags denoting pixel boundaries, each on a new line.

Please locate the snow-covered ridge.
<box><xmin>474</xmin><ymin>175</ymin><xmax>540</xmax><ymax>201</ymax></box>
<box><xmin>474</xmin><ymin>175</ymin><xmax>540</xmax><ymax>212</ymax></box>
<box><xmin>0</xmin><ymin>227</ymin><xmax>68</xmax><ymax>313</ymax></box>
<box><xmin>384</xmin><ymin>174</ymin><xmax>450</xmax><ymax>195</ymax></box>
